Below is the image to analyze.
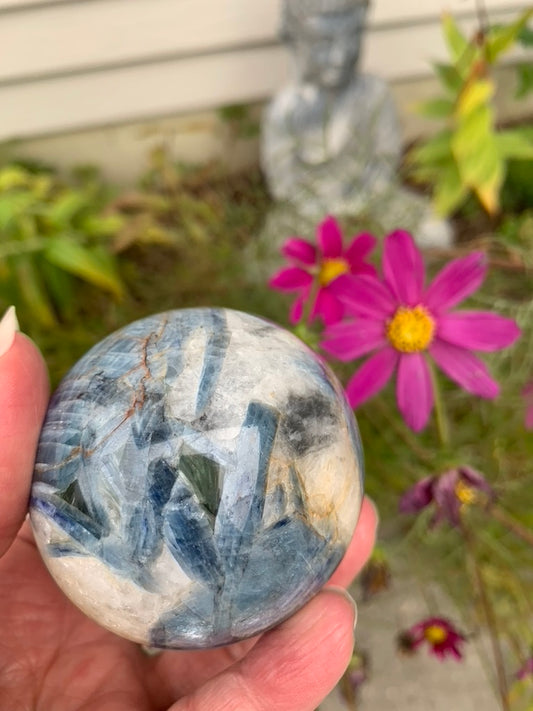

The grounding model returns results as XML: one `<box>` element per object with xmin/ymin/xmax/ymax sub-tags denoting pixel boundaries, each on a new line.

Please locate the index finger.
<box><xmin>0</xmin><ymin>320</ymin><xmax>49</xmax><ymax>557</ymax></box>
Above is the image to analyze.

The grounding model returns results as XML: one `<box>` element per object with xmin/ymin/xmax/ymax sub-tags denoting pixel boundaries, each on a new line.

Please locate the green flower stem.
<box><xmin>373</xmin><ymin>399</ymin><xmax>435</xmax><ymax>467</ymax></box>
<box><xmin>487</xmin><ymin>504</ymin><xmax>533</xmax><ymax>547</ymax></box>
<box><xmin>461</xmin><ymin>521</ymin><xmax>510</xmax><ymax>711</ymax></box>
<box><xmin>300</xmin><ymin>273</ymin><xmax>321</xmax><ymax>327</ymax></box>
<box><xmin>429</xmin><ymin>361</ymin><xmax>450</xmax><ymax>447</ymax></box>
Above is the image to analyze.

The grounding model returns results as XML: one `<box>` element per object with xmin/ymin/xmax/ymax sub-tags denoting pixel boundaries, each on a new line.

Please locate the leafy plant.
<box><xmin>407</xmin><ymin>9</ymin><xmax>533</xmax><ymax>217</ymax></box>
<box><xmin>0</xmin><ymin>163</ymin><xmax>124</xmax><ymax>326</ymax></box>
<box><xmin>515</xmin><ymin>24</ymin><xmax>533</xmax><ymax>98</ymax></box>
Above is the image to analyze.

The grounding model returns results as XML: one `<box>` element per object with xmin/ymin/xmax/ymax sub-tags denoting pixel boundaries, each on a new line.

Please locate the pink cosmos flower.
<box><xmin>268</xmin><ymin>215</ymin><xmax>377</xmax><ymax>326</ymax></box>
<box><xmin>321</xmin><ymin>230</ymin><xmax>521</xmax><ymax>431</ymax></box>
<box><xmin>523</xmin><ymin>381</ymin><xmax>533</xmax><ymax>430</ymax></box>
<box><xmin>401</xmin><ymin>617</ymin><xmax>466</xmax><ymax>661</ymax></box>
<box><xmin>399</xmin><ymin>466</ymin><xmax>495</xmax><ymax>527</ymax></box>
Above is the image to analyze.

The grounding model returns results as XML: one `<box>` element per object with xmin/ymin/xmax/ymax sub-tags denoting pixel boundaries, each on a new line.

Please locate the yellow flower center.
<box><xmin>424</xmin><ymin>625</ymin><xmax>448</xmax><ymax>645</ymax></box>
<box><xmin>455</xmin><ymin>480</ymin><xmax>477</xmax><ymax>506</ymax></box>
<box><xmin>386</xmin><ymin>305</ymin><xmax>435</xmax><ymax>353</ymax></box>
<box><xmin>319</xmin><ymin>258</ymin><xmax>349</xmax><ymax>286</ymax></box>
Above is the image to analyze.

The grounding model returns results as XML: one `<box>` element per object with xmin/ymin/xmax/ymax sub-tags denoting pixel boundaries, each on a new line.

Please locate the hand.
<box><xmin>0</xmin><ymin>327</ymin><xmax>378</xmax><ymax>711</ymax></box>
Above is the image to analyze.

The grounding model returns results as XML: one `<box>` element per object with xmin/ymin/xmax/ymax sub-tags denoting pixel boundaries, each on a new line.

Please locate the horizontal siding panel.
<box><xmin>0</xmin><ymin>0</ymin><xmax>70</xmax><ymax>10</ymax></box>
<box><xmin>0</xmin><ymin>0</ymin><xmax>527</xmax><ymax>83</ymax></box>
<box><xmin>2</xmin><ymin>11</ymin><xmax>529</xmax><ymax>142</ymax></box>
<box><xmin>371</xmin><ymin>0</ymin><xmax>525</xmax><ymax>23</ymax></box>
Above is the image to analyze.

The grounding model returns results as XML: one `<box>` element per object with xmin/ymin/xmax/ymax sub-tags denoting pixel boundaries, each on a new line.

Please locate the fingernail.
<box><xmin>0</xmin><ymin>306</ymin><xmax>19</xmax><ymax>358</ymax></box>
<box><xmin>324</xmin><ymin>585</ymin><xmax>358</xmax><ymax>630</ymax></box>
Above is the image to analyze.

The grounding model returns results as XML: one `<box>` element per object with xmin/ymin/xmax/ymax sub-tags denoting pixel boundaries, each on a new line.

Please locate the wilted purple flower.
<box><xmin>401</xmin><ymin>617</ymin><xmax>466</xmax><ymax>660</ymax></box>
<box><xmin>516</xmin><ymin>657</ymin><xmax>533</xmax><ymax>680</ymax></box>
<box><xmin>399</xmin><ymin>466</ymin><xmax>495</xmax><ymax>526</ymax></box>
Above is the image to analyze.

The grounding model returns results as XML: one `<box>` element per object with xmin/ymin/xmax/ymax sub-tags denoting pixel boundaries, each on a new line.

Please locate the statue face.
<box><xmin>287</xmin><ymin>8</ymin><xmax>367</xmax><ymax>88</ymax></box>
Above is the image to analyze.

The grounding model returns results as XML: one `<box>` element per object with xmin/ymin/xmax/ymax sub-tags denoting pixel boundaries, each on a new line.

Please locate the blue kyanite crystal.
<box><xmin>30</xmin><ymin>308</ymin><xmax>364</xmax><ymax>648</ymax></box>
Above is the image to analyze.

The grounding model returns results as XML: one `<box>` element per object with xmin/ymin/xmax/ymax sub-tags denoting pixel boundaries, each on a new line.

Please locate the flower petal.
<box><xmin>321</xmin><ymin>319</ymin><xmax>386</xmax><ymax>361</ymax></box>
<box><xmin>269</xmin><ymin>267</ymin><xmax>313</xmax><ymax>292</ymax></box>
<box><xmin>329</xmin><ymin>274</ymin><xmax>396</xmax><ymax>319</ymax></box>
<box><xmin>345</xmin><ymin>347</ymin><xmax>398</xmax><ymax>408</ymax></box>
<box><xmin>383</xmin><ymin>230</ymin><xmax>425</xmax><ymax>306</ymax></box>
<box><xmin>311</xmin><ymin>287</ymin><xmax>344</xmax><ymax>326</ymax></box>
<box><xmin>289</xmin><ymin>293</ymin><xmax>306</xmax><ymax>324</ymax></box>
<box><xmin>398</xmin><ymin>476</ymin><xmax>435</xmax><ymax>514</ymax></box>
<box><xmin>459</xmin><ymin>466</ymin><xmax>495</xmax><ymax>500</ymax></box>
<box><xmin>430</xmin><ymin>339</ymin><xmax>499</xmax><ymax>398</ymax></box>
<box><xmin>345</xmin><ymin>232</ymin><xmax>377</xmax><ymax>266</ymax></box>
<box><xmin>432</xmin><ymin>469</ymin><xmax>462</xmax><ymax>526</ymax></box>
<box><xmin>318</xmin><ymin>215</ymin><xmax>343</xmax><ymax>258</ymax></box>
<box><xmin>437</xmin><ymin>311</ymin><xmax>521</xmax><ymax>352</ymax></box>
<box><xmin>396</xmin><ymin>353</ymin><xmax>434</xmax><ymax>432</ymax></box>
<box><xmin>424</xmin><ymin>251</ymin><xmax>487</xmax><ymax>313</ymax></box>
<box><xmin>281</xmin><ymin>237</ymin><xmax>317</xmax><ymax>265</ymax></box>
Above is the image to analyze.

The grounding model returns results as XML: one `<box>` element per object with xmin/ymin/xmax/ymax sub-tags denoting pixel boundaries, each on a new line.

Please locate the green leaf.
<box><xmin>0</xmin><ymin>193</ymin><xmax>36</xmax><ymax>231</ymax></box>
<box><xmin>518</xmin><ymin>24</ymin><xmax>533</xmax><ymax>47</ymax></box>
<box><xmin>407</xmin><ymin>131</ymin><xmax>453</xmax><ymax>167</ymax></box>
<box><xmin>0</xmin><ymin>238</ymin><xmax>45</xmax><ymax>260</ymax></box>
<box><xmin>81</xmin><ymin>213</ymin><xmax>124</xmax><ymax>237</ymax></box>
<box><xmin>495</xmin><ymin>130</ymin><xmax>533</xmax><ymax>160</ymax></box>
<box><xmin>46</xmin><ymin>191</ymin><xmax>89</xmax><ymax>227</ymax></box>
<box><xmin>0</xmin><ymin>166</ymin><xmax>30</xmax><ymax>192</ymax></box>
<box><xmin>516</xmin><ymin>63</ymin><xmax>533</xmax><ymax>99</ymax></box>
<box><xmin>14</xmin><ymin>255</ymin><xmax>57</xmax><ymax>327</ymax></box>
<box><xmin>455</xmin><ymin>79</ymin><xmax>494</xmax><ymax>118</ymax></box>
<box><xmin>179</xmin><ymin>452</ymin><xmax>220</xmax><ymax>518</ymax></box>
<box><xmin>44</xmin><ymin>237</ymin><xmax>124</xmax><ymax>298</ymax></box>
<box><xmin>415</xmin><ymin>97</ymin><xmax>455</xmax><ymax>119</ymax></box>
<box><xmin>40</xmin><ymin>260</ymin><xmax>75</xmax><ymax>319</ymax></box>
<box><xmin>433</xmin><ymin>162</ymin><xmax>469</xmax><ymax>216</ymax></box>
<box><xmin>451</xmin><ymin>104</ymin><xmax>504</xmax><ymax>214</ymax></box>
<box><xmin>486</xmin><ymin>10</ymin><xmax>533</xmax><ymax>63</ymax></box>
<box><xmin>442</xmin><ymin>13</ymin><xmax>469</xmax><ymax>63</ymax></box>
<box><xmin>433</xmin><ymin>62</ymin><xmax>463</xmax><ymax>94</ymax></box>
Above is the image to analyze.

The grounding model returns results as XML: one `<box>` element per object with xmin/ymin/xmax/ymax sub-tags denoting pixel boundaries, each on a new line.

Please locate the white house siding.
<box><xmin>0</xmin><ymin>0</ymin><xmax>531</xmax><ymax>144</ymax></box>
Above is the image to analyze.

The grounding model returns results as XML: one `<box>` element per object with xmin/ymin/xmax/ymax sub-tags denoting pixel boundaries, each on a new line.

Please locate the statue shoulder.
<box><xmin>264</xmin><ymin>86</ymin><xmax>301</xmax><ymax>126</ymax></box>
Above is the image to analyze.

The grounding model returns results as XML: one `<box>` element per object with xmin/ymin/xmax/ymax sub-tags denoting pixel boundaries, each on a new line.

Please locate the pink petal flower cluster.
<box><xmin>402</xmin><ymin>617</ymin><xmax>466</xmax><ymax>661</ymax></box>
<box><xmin>269</xmin><ymin>215</ymin><xmax>377</xmax><ymax>326</ymax></box>
<box><xmin>399</xmin><ymin>466</ymin><xmax>495</xmax><ymax>527</ymax></box>
<box><xmin>321</xmin><ymin>230</ymin><xmax>521</xmax><ymax>431</ymax></box>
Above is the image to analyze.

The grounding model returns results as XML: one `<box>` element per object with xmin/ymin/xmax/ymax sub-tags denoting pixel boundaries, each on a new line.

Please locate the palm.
<box><xmin>0</xmin><ymin>332</ymin><xmax>377</xmax><ymax>711</ymax></box>
<box><xmin>0</xmin><ymin>523</ymin><xmax>261</xmax><ymax>711</ymax></box>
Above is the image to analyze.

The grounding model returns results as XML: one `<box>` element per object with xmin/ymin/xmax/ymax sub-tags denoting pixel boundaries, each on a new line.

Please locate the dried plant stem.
<box><xmin>462</xmin><ymin>522</ymin><xmax>510</xmax><ymax>711</ymax></box>
<box><xmin>488</xmin><ymin>504</ymin><xmax>533</xmax><ymax>547</ymax></box>
<box><xmin>339</xmin><ymin>674</ymin><xmax>358</xmax><ymax>710</ymax></box>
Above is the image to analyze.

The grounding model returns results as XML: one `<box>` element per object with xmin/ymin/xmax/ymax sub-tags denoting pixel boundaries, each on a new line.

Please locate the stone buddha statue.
<box><xmin>261</xmin><ymin>0</ymin><xmax>452</xmax><ymax>247</ymax></box>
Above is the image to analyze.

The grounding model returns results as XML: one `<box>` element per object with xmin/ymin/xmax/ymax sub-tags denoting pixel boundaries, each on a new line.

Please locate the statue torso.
<box><xmin>262</xmin><ymin>74</ymin><xmax>402</xmax><ymax>209</ymax></box>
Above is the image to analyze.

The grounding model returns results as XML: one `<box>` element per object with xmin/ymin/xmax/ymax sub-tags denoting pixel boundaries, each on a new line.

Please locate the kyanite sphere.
<box><xmin>30</xmin><ymin>308</ymin><xmax>364</xmax><ymax>649</ymax></box>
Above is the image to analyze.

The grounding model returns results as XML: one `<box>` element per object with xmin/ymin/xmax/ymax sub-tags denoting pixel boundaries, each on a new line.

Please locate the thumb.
<box><xmin>170</xmin><ymin>588</ymin><xmax>357</xmax><ymax>711</ymax></box>
<box><xmin>0</xmin><ymin>308</ymin><xmax>49</xmax><ymax>557</ymax></box>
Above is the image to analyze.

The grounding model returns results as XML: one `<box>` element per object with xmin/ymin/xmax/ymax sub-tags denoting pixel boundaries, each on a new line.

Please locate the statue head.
<box><xmin>281</xmin><ymin>0</ymin><xmax>370</xmax><ymax>89</ymax></box>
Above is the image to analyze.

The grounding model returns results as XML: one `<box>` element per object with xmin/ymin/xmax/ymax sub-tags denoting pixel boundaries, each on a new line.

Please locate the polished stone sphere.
<box><xmin>30</xmin><ymin>308</ymin><xmax>364</xmax><ymax>649</ymax></box>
